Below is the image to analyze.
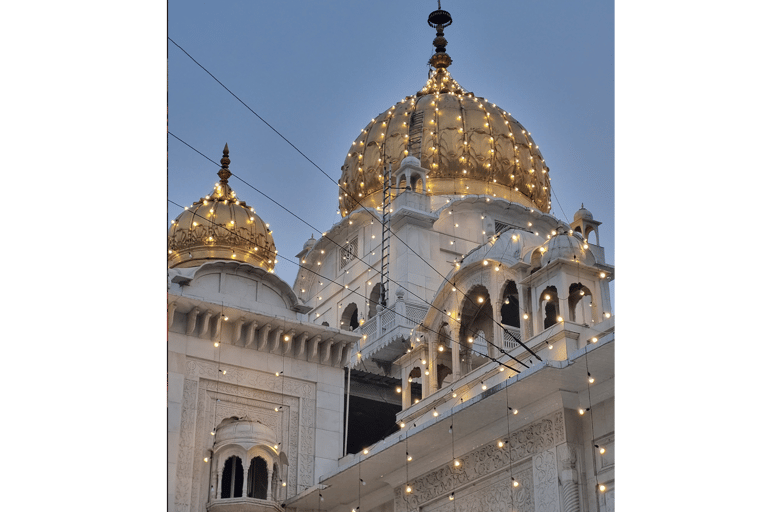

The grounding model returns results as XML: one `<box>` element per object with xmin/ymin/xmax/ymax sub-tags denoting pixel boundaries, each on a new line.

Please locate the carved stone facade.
<box><xmin>394</xmin><ymin>411</ymin><xmax>564</xmax><ymax>512</ymax></box>
<box><xmin>172</xmin><ymin>359</ymin><xmax>319</xmax><ymax>512</ymax></box>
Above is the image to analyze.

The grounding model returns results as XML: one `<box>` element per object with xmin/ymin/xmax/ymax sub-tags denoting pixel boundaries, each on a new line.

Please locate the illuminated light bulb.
<box><xmin>513</xmin><ymin>409</ymin><xmax>518</xmax><ymax>415</ymax></box>
<box><xmin>400</xmin><ymin>421</ymin><xmax>406</xmax><ymax>428</ymax></box>
<box><xmin>478</xmin><ymin>297</ymin><xmax>484</xmax><ymax>303</ymax></box>
<box><xmin>499</xmin><ymin>366</ymin><xmax>505</xmax><ymax>371</ymax></box>
<box><xmin>512</xmin><ymin>479</ymin><xmax>519</xmax><ymax>488</ymax></box>
<box><xmin>604</xmin><ymin>312</ymin><xmax>612</xmax><ymax>318</ymax></box>
<box><xmin>433</xmin><ymin>409</ymin><xmax>439</xmax><ymax>417</ymax></box>
<box><xmin>468</xmin><ymin>337</ymin><xmax>473</xmax><ymax>343</ymax></box>
<box><xmin>363</xmin><ymin>448</ymin><xmax>369</xmax><ymax>454</ymax></box>
<box><xmin>557</xmin><ymin>316</ymin><xmax>564</xmax><ymax>322</ymax></box>
<box><xmin>407</xmin><ymin>453</ymin><xmax>413</xmax><ymax>461</ymax></box>
<box><xmin>481</xmin><ymin>382</ymin><xmax>487</xmax><ymax>390</ymax></box>
<box><xmin>591</xmin><ymin>337</ymin><xmax>598</xmax><ymax>343</ymax></box>
<box><xmin>449</xmin><ymin>492</ymin><xmax>455</xmax><ymax>500</ymax></box>
<box><xmin>421</xmin><ymin>358</ymin><xmax>427</xmax><ymax>365</ymax></box>
<box><xmin>579</xmin><ymin>408</ymin><xmax>585</xmax><ymax>415</ymax></box>
<box><xmin>588</xmin><ymin>374</ymin><xmax>595</xmax><ymax>384</ymax></box>
<box><xmin>599</xmin><ymin>484</ymin><xmax>606</xmax><ymax>492</ymax></box>
<box><xmin>405</xmin><ymin>485</ymin><xmax>412</xmax><ymax>493</ymax></box>
<box><xmin>408</xmin><ymin>377</ymin><xmax>413</xmax><ymax>383</ymax></box>
<box><xmin>414</xmin><ymin>399</ymin><xmax>419</xmax><ymax>404</ymax></box>
<box><xmin>583</xmin><ymin>243</ymin><xmax>589</xmax><ymax>250</ymax></box>
<box><xmin>213</xmin><ymin>341</ymin><xmax>220</xmax><ymax>348</ymax></box>
<box><xmin>600</xmin><ymin>272</ymin><xmax>606</xmax><ymax>278</ymax></box>
<box><xmin>203</xmin><ymin>457</ymin><xmax>209</xmax><ymax>463</ymax></box>
<box><xmin>282</xmin><ymin>481</ymin><xmax>286</xmax><ymax>487</ymax></box>
<box><xmin>483</xmin><ymin>260</ymin><xmax>488</xmax><ymax>265</ymax></box>
<box><xmin>549</xmin><ymin>343</ymin><xmax>554</xmax><ymax>350</ymax></box>
<box><xmin>396</xmin><ymin>386</ymin><xmax>402</xmax><ymax>393</ymax></box>
<box><xmin>544</xmin><ymin>295</ymin><xmax>551</xmax><ymax>301</ymax></box>
<box><xmin>452</xmin><ymin>392</ymin><xmax>457</xmax><ymax>398</ymax></box>
<box><xmin>498</xmin><ymin>440</ymin><xmax>504</xmax><ymax>448</ymax></box>
<box><xmin>210</xmin><ymin>429</ymin><xmax>215</xmax><ymax>436</ymax></box>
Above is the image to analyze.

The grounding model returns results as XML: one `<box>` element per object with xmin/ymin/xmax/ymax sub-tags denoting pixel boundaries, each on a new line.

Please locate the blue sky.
<box><xmin>167</xmin><ymin>0</ymin><xmax>615</xmax><ymax>286</ymax></box>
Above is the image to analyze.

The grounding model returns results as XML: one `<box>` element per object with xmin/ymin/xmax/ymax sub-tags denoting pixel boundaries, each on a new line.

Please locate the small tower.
<box><xmin>570</xmin><ymin>204</ymin><xmax>602</xmax><ymax>245</ymax></box>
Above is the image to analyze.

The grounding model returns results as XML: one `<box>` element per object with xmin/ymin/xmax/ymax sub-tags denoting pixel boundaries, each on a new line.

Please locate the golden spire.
<box><xmin>428</xmin><ymin>1</ymin><xmax>453</xmax><ymax>70</ymax></box>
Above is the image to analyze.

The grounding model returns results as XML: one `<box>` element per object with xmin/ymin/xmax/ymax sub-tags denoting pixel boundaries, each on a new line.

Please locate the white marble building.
<box><xmin>168</xmin><ymin>5</ymin><xmax>614</xmax><ymax>512</ymax></box>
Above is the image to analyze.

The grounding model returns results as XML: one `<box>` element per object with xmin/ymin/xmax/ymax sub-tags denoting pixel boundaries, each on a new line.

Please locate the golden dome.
<box><xmin>168</xmin><ymin>144</ymin><xmax>277</xmax><ymax>271</ymax></box>
<box><xmin>338</xmin><ymin>8</ymin><xmax>551</xmax><ymax>216</ymax></box>
<box><xmin>338</xmin><ymin>69</ymin><xmax>551</xmax><ymax>216</ymax></box>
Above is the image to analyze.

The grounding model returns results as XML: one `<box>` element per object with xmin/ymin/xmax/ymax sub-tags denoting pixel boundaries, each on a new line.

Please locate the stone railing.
<box><xmin>502</xmin><ymin>325</ymin><xmax>521</xmax><ymax>350</ymax></box>
<box><xmin>354</xmin><ymin>300</ymin><xmax>431</xmax><ymax>358</ymax></box>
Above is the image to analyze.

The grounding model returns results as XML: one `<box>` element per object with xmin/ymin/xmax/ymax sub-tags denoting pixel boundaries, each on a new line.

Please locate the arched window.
<box><xmin>368</xmin><ymin>283</ymin><xmax>382</xmax><ymax>318</ymax></box>
<box><xmin>341</xmin><ymin>303</ymin><xmax>360</xmax><ymax>331</ymax></box>
<box><xmin>247</xmin><ymin>457</ymin><xmax>269</xmax><ymax>499</ymax></box>
<box><xmin>540</xmin><ymin>286</ymin><xmax>559</xmax><ymax>329</ymax></box>
<box><xmin>221</xmin><ymin>456</ymin><xmax>244</xmax><ymax>498</ymax></box>
<box><xmin>500</xmin><ymin>281</ymin><xmax>520</xmax><ymax>327</ymax></box>
<box><xmin>568</xmin><ymin>282</ymin><xmax>593</xmax><ymax>324</ymax></box>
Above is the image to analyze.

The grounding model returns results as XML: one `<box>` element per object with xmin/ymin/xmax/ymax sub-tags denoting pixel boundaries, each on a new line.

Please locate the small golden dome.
<box><xmin>338</xmin><ymin>69</ymin><xmax>551</xmax><ymax>216</ymax></box>
<box><xmin>168</xmin><ymin>144</ymin><xmax>277</xmax><ymax>270</ymax></box>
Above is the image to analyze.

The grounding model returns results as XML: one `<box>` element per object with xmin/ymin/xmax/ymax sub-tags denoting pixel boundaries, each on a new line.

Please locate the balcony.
<box><xmin>207</xmin><ymin>498</ymin><xmax>282</xmax><ymax>512</ymax></box>
<box><xmin>352</xmin><ymin>299</ymin><xmax>429</xmax><ymax>368</ymax></box>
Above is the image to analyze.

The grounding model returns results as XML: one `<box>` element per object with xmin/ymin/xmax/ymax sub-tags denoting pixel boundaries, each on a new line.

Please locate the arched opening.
<box><xmin>340</xmin><ymin>303</ymin><xmax>360</xmax><ymax>331</ymax></box>
<box><xmin>221</xmin><ymin>456</ymin><xmax>244</xmax><ymax>499</ymax></box>
<box><xmin>247</xmin><ymin>456</ymin><xmax>269</xmax><ymax>499</ymax></box>
<box><xmin>583</xmin><ymin>227</ymin><xmax>593</xmax><ymax>244</ymax></box>
<box><xmin>530</xmin><ymin>250</ymin><xmax>543</xmax><ymax>275</ymax></box>
<box><xmin>500</xmin><ymin>280</ymin><xmax>520</xmax><ymax>327</ymax></box>
<box><xmin>368</xmin><ymin>283</ymin><xmax>382</xmax><ymax>318</ymax></box>
<box><xmin>540</xmin><ymin>286</ymin><xmax>559</xmax><ymax>329</ymax></box>
<box><xmin>568</xmin><ymin>282</ymin><xmax>593</xmax><ymax>325</ymax></box>
<box><xmin>459</xmin><ymin>285</ymin><xmax>494</xmax><ymax>372</ymax></box>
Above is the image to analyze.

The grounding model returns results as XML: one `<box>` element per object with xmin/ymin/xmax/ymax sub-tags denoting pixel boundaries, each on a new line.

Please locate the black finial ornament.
<box><xmin>428</xmin><ymin>2</ymin><xmax>453</xmax><ymax>69</ymax></box>
<box><xmin>218</xmin><ymin>143</ymin><xmax>232</xmax><ymax>183</ymax></box>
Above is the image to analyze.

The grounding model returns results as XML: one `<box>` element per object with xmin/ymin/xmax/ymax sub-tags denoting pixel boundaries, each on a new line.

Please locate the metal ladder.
<box><xmin>380</xmin><ymin>164</ymin><xmax>392</xmax><ymax>308</ymax></box>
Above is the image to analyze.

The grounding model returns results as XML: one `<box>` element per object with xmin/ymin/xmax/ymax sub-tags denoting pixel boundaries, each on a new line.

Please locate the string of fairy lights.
<box><xmin>167</xmin><ymin>193</ymin><xmax>524</xmax><ymax>375</ymax></box>
<box><xmin>168</xmin><ymin>126</ymin><xmax>610</xmax><ymax>395</ymax></box>
<box><xmin>168</xmin><ymin>133</ymin><xmax>605</xmax><ymax>510</ymax></box>
<box><xmin>168</xmin><ymin>11</ymin><xmax>613</xmax><ymax>506</ymax></box>
<box><xmin>166</xmin><ymin>36</ymin><xmax>585</xmax><ymax>367</ymax></box>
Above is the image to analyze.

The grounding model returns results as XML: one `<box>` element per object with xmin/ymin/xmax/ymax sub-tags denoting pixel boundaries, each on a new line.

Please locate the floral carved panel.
<box><xmin>394</xmin><ymin>411</ymin><xmax>563</xmax><ymax>511</ymax></box>
<box><xmin>533</xmin><ymin>447</ymin><xmax>559</xmax><ymax>512</ymax></box>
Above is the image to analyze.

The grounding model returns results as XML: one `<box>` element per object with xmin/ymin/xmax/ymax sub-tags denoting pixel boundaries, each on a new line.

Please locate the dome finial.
<box><xmin>428</xmin><ymin>2</ymin><xmax>453</xmax><ymax>69</ymax></box>
<box><xmin>218</xmin><ymin>143</ymin><xmax>232</xmax><ymax>183</ymax></box>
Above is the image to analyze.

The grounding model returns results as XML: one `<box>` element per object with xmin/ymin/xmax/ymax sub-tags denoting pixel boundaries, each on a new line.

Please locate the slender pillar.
<box><xmin>241</xmin><ymin>460</ymin><xmax>248</xmax><ymax>498</ymax></box>
<box><xmin>266</xmin><ymin>466</ymin><xmax>273</xmax><ymax>501</ymax></box>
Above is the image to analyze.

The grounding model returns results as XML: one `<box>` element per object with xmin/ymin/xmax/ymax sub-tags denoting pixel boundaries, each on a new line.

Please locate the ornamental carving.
<box><xmin>175</xmin><ymin>362</ymin><xmax>317</xmax><ymax>512</ymax></box>
<box><xmin>533</xmin><ymin>448</ymin><xmax>559</xmax><ymax>512</ymax></box>
<box><xmin>174</xmin><ymin>378</ymin><xmax>198</xmax><ymax>512</ymax></box>
<box><xmin>337</xmin><ymin>73</ymin><xmax>552</xmax><ymax>216</ymax></box>
<box><xmin>395</xmin><ymin>411</ymin><xmax>563</xmax><ymax>510</ymax></box>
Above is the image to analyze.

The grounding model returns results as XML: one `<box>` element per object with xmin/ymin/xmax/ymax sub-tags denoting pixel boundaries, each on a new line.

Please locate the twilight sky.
<box><xmin>167</xmin><ymin>0</ymin><xmax>615</xmax><ymax>286</ymax></box>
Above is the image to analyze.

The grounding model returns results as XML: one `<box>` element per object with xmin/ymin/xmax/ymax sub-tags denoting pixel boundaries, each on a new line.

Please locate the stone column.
<box><xmin>241</xmin><ymin>460</ymin><xmax>248</xmax><ymax>498</ymax></box>
<box><xmin>216</xmin><ymin>464</ymin><xmax>224</xmax><ymax>499</ymax></box>
<box><xmin>402</xmin><ymin>364</ymin><xmax>412</xmax><ymax>409</ymax></box>
<box><xmin>428</xmin><ymin>337</ymin><xmax>437</xmax><ymax>394</ymax></box>
<box><xmin>558</xmin><ymin>445</ymin><xmax>581</xmax><ymax>512</ymax></box>
<box><xmin>266</xmin><ymin>466</ymin><xmax>273</xmax><ymax>501</ymax></box>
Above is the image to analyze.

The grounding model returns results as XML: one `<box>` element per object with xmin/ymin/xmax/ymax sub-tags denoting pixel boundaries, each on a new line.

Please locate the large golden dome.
<box><xmin>168</xmin><ymin>145</ymin><xmax>278</xmax><ymax>270</ymax></box>
<box><xmin>338</xmin><ymin>9</ymin><xmax>551</xmax><ymax>216</ymax></box>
